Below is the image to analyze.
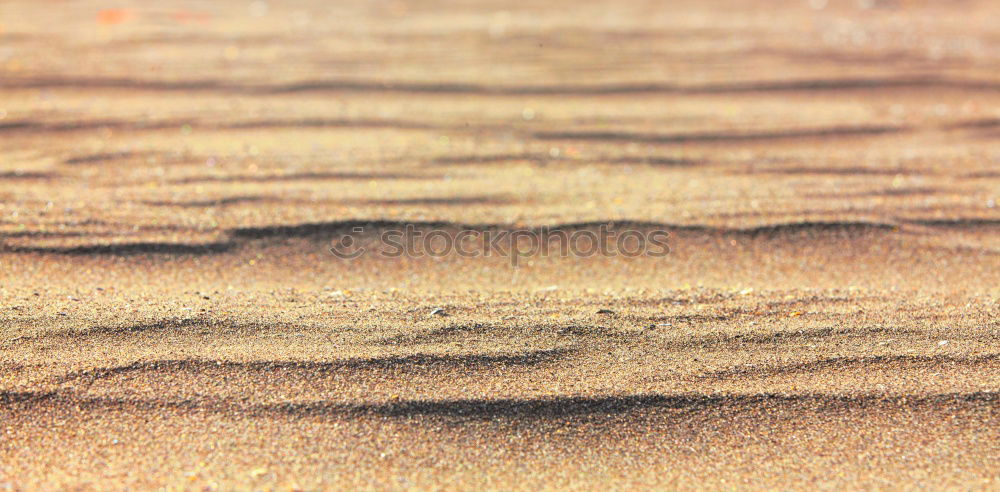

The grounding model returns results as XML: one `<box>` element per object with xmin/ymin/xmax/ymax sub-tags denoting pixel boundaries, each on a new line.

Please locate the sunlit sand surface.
<box><xmin>1</xmin><ymin>0</ymin><xmax>999</xmax><ymax>489</ymax></box>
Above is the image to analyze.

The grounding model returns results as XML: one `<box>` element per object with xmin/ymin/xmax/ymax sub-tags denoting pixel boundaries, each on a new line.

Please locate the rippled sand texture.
<box><xmin>1</xmin><ymin>0</ymin><xmax>999</xmax><ymax>489</ymax></box>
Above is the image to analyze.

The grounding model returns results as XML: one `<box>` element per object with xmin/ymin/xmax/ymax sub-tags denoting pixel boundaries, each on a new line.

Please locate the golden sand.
<box><xmin>1</xmin><ymin>0</ymin><xmax>999</xmax><ymax>489</ymax></box>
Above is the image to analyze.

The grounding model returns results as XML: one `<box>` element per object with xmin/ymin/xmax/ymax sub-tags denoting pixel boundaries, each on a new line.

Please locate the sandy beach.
<box><xmin>1</xmin><ymin>0</ymin><xmax>999</xmax><ymax>489</ymax></box>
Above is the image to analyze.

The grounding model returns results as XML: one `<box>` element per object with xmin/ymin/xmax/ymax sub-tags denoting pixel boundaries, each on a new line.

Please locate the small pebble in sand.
<box><xmin>596</xmin><ymin>309</ymin><xmax>615</xmax><ymax>315</ymax></box>
<box><xmin>430</xmin><ymin>308</ymin><xmax>447</xmax><ymax>316</ymax></box>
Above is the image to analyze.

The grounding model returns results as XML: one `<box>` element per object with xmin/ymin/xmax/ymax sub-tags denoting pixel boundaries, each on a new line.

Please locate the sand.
<box><xmin>1</xmin><ymin>0</ymin><xmax>999</xmax><ymax>489</ymax></box>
